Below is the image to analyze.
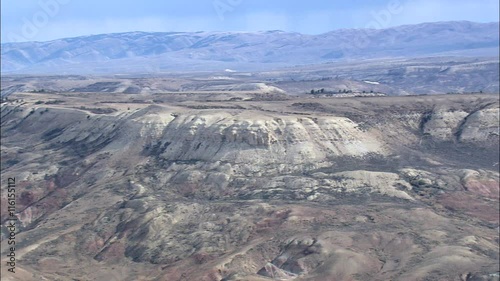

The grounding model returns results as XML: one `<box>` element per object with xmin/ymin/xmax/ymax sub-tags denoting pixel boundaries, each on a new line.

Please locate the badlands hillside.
<box><xmin>0</xmin><ymin>88</ymin><xmax>499</xmax><ymax>280</ymax></box>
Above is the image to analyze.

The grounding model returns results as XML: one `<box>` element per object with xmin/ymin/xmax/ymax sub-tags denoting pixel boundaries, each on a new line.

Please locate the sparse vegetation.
<box><xmin>77</xmin><ymin>106</ymin><xmax>117</xmax><ymax>114</ymax></box>
<box><xmin>29</xmin><ymin>89</ymin><xmax>49</xmax><ymax>93</ymax></box>
<box><xmin>446</xmin><ymin>91</ymin><xmax>489</xmax><ymax>95</ymax></box>
<box><xmin>308</xmin><ymin>88</ymin><xmax>385</xmax><ymax>97</ymax></box>
<box><xmin>45</xmin><ymin>100</ymin><xmax>65</xmax><ymax>105</ymax></box>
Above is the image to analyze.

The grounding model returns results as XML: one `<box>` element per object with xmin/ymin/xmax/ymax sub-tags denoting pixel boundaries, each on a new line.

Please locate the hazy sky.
<box><xmin>2</xmin><ymin>0</ymin><xmax>499</xmax><ymax>42</ymax></box>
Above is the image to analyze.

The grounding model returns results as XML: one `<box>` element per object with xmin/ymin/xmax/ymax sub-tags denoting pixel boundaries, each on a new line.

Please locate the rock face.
<box><xmin>459</xmin><ymin>108</ymin><xmax>500</xmax><ymax>142</ymax></box>
<box><xmin>0</xmin><ymin>92</ymin><xmax>499</xmax><ymax>281</ymax></box>
<box><xmin>422</xmin><ymin>107</ymin><xmax>500</xmax><ymax>142</ymax></box>
<box><xmin>140</xmin><ymin>113</ymin><xmax>386</xmax><ymax>164</ymax></box>
<box><xmin>422</xmin><ymin>109</ymin><xmax>470</xmax><ymax>140</ymax></box>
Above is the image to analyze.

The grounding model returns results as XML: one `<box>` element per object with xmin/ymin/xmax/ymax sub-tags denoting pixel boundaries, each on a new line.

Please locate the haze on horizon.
<box><xmin>1</xmin><ymin>0</ymin><xmax>499</xmax><ymax>43</ymax></box>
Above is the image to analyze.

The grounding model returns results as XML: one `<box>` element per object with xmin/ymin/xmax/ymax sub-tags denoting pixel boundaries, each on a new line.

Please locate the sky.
<box><xmin>1</xmin><ymin>0</ymin><xmax>499</xmax><ymax>43</ymax></box>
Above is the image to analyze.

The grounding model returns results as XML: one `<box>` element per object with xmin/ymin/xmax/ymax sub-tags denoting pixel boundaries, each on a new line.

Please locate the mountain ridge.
<box><xmin>1</xmin><ymin>21</ymin><xmax>499</xmax><ymax>74</ymax></box>
<box><xmin>2</xmin><ymin>20</ymin><xmax>497</xmax><ymax>44</ymax></box>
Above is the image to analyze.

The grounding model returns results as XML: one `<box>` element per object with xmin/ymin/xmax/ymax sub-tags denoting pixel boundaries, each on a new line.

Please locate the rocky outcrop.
<box><xmin>422</xmin><ymin>106</ymin><xmax>500</xmax><ymax>143</ymax></box>
<box><xmin>136</xmin><ymin>112</ymin><xmax>387</xmax><ymax>165</ymax></box>
<box><xmin>422</xmin><ymin>109</ymin><xmax>469</xmax><ymax>140</ymax></box>
<box><xmin>458</xmin><ymin>107</ymin><xmax>500</xmax><ymax>142</ymax></box>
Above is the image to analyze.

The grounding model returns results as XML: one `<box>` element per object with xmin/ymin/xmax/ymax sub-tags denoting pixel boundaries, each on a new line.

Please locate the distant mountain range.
<box><xmin>1</xmin><ymin>21</ymin><xmax>499</xmax><ymax>74</ymax></box>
